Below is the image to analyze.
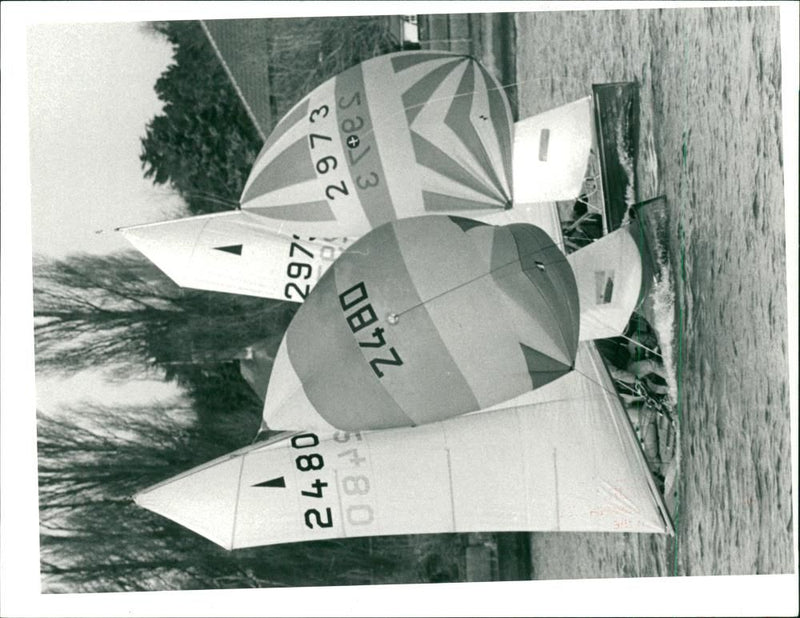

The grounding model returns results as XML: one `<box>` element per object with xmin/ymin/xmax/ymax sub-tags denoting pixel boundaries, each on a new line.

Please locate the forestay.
<box><xmin>262</xmin><ymin>215</ymin><xmax>580</xmax><ymax>432</ymax></box>
<box><xmin>240</xmin><ymin>51</ymin><xmax>514</xmax><ymax>236</ymax></box>
<box><xmin>134</xmin><ymin>342</ymin><xmax>673</xmax><ymax>549</ymax></box>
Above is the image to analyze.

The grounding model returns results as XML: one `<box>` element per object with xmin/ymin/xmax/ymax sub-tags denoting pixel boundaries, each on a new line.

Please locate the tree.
<box><xmin>33</xmin><ymin>252</ymin><xmax>296</xmax><ymax>377</ymax></box>
<box><xmin>37</xmin><ymin>404</ymin><xmax>438</xmax><ymax>592</ymax></box>
<box><xmin>139</xmin><ymin>19</ymin><xmax>400</xmax><ymax>216</ymax></box>
<box><xmin>262</xmin><ymin>16</ymin><xmax>400</xmax><ymax>119</ymax></box>
<box><xmin>33</xmin><ymin>251</ymin><xmax>296</xmax><ymax>424</ymax></box>
<box><xmin>139</xmin><ymin>21</ymin><xmax>262</xmax><ymax>215</ymax></box>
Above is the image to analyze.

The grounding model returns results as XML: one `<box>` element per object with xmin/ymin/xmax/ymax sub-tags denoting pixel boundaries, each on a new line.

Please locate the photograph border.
<box><xmin>2</xmin><ymin>1</ymin><xmax>797</xmax><ymax>616</ymax></box>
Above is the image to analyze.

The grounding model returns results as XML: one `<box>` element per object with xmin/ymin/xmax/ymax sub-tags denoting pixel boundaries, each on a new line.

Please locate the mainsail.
<box><xmin>239</xmin><ymin>51</ymin><xmax>514</xmax><ymax>236</ymax></box>
<box><xmin>134</xmin><ymin>342</ymin><xmax>673</xmax><ymax>549</ymax></box>
<box><xmin>567</xmin><ymin>223</ymin><xmax>655</xmax><ymax>341</ymax></box>
<box><xmin>261</xmin><ymin>215</ymin><xmax>580</xmax><ymax>432</ymax></box>
<box><xmin>120</xmin><ymin>211</ymin><xmax>352</xmax><ymax>301</ymax></box>
<box><xmin>510</xmin><ymin>96</ymin><xmax>594</xmax><ymax>204</ymax></box>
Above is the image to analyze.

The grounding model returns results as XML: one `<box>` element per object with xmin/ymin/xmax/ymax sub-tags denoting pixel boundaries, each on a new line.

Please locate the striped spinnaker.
<box><xmin>240</xmin><ymin>52</ymin><xmax>514</xmax><ymax>236</ymax></box>
<box><xmin>262</xmin><ymin>215</ymin><xmax>579</xmax><ymax>432</ymax></box>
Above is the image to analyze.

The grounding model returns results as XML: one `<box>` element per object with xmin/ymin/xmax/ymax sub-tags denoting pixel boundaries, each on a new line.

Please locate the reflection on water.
<box><xmin>516</xmin><ymin>5</ymin><xmax>792</xmax><ymax>578</ymax></box>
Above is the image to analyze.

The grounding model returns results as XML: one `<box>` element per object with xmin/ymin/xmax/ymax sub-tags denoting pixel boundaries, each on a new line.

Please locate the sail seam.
<box><xmin>553</xmin><ymin>448</ymin><xmax>560</xmax><ymax>531</ymax></box>
<box><xmin>445</xmin><ymin>447</ymin><xmax>456</xmax><ymax>532</ymax></box>
<box><xmin>230</xmin><ymin>455</ymin><xmax>246</xmax><ymax>549</ymax></box>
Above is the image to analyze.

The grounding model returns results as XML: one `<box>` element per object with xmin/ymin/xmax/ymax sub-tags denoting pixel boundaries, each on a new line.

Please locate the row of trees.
<box><xmin>36</xmin><ymin>18</ymin><xmax>465</xmax><ymax>591</ymax></box>
<box><xmin>139</xmin><ymin>20</ymin><xmax>259</xmax><ymax>214</ymax></box>
<box><xmin>138</xmin><ymin>18</ymin><xmax>399</xmax><ymax>216</ymax></box>
<box><xmin>33</xmin><ymin>252</ymin><xmax>292</xmax><ymax>422</ymax></box>
<box><xmin>38</xmin><ymin>404</ymin><xmax>436</xmax><ymax>592</ymax></box>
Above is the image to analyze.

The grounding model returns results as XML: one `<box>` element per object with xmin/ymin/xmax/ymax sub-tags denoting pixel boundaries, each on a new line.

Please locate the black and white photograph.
<box><xmin>1</xmin><ymin>1</ymin><xmax>798</xmax><ymax>616</ymax></box>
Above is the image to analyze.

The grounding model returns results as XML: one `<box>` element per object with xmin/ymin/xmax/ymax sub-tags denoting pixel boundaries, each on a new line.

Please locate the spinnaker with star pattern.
<box><xmin>240</xmin><ymin>51</ymin><xmax>514</xmax><ymax>236</ymax></box>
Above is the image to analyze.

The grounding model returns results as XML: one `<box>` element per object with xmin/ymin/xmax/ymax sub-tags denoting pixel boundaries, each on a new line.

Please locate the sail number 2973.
<box><xmin>306</xmin><ymin>91</ymin><xmax>381</xmax><ymax>205</ymax></box>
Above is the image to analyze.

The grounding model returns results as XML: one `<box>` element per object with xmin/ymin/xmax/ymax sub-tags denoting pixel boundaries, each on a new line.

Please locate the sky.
<box><xmin>25</xmin><ymin>21</ymin><xmax>186</xmax><ymax>411</ymax></box>
<box><xmin>27</xmin><ymin>21</ymin><xmax>186</xmax><ymax>258</ymax></box>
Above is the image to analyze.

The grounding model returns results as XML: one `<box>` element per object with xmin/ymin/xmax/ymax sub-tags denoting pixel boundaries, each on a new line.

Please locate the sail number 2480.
<box><xmin>292</xmin><ymin>431</ymin><xmax>375</xmax><ymax>532</ymax></box>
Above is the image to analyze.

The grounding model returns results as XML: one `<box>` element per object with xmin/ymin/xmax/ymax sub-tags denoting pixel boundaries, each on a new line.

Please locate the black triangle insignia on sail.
<box><xmin>252</xmin><ymin>476</ymin><xmax>285</xmax><ymax>488</ymax></box>
<box><xmin>214</xmin><ymin>244</ymin><xmax>243</xmax><ymax>256</ymax></box>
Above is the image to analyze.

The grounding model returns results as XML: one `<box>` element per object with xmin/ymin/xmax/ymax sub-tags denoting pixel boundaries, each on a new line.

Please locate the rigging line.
<box><xmin>182</xmin><ymin>190</ymin><xmax>240</xmax><ymax>209</ymax></box>
<box><xmin>470</xmin><ymin>391</ymin><xmax>620</xmax><ymax>416</ymax></box>
<box><xmin>394</xmin><ymin>241</ymin><xmax>572</xmax><ymax>318</ymax></box>
<box><xmin>200</xmin><ymin>20</ymin><xmax>267</xmax><ymax>142</ymax></box>
<box><xmin>566</xmin><ymin>361</ymin><xmax>628</xmax><ymax>402</ymax></box>
<box><xmin>615</xmin><ymin>332</ymin><xmax>663</xmax><ymax>360</ymax></box>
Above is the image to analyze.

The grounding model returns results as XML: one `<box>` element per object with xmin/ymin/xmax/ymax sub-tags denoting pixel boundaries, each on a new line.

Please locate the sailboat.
<box><xmin>132</xmin><ymin>203</ymin><xmax>672</xmax><ymax>546</ymax></box>
<box><xmin>135</xmin><ymin>340</ymin><xmax>672</xmax><ymax>549</ymax></box>
<box><xmin>130</xmin><ymin>37</ymin><xmax>673</xmax><ymax>546</ymax></box>
<box><xmin>122</xmin><ymin>67</ymin><xmax>646</xmax><ymax>341</ymax></box>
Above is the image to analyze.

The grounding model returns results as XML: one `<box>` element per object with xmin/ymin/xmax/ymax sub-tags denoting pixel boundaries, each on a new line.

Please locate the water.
<box><xmin>514</xmin><ymin>6</ymin><xmax>793</xmax><ymax>577</ymax></box>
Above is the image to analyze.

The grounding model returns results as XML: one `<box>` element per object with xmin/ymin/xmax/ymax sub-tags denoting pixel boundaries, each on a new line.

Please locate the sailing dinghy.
<box><xmin>122</xmin><ymin>74</ymin><xmax>647</xmax><ymax>341</ymax></box>
<box><xmin>130</xmin><ymin>37</ymin><xmax>673</xmax><ymax>545</ymax></box>
<box><xmin>135</xmin><ymin>340</ymin><xmax>673</xmax><ymax>549</ymax></box>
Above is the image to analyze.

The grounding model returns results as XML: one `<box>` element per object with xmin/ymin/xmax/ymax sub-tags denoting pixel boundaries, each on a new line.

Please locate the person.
<box><xmin>610</xmin><ymin>360</ymin><xmax>671</xmax><ymax>421</ymax></box>
<box><xmin>627</xmin><ymin>358</ymin><xmax>669</xmax><ymax>395</ymax></box>
<box><xmin>562</xmin><ymin>198</ymin><xmax>602</xmax><ymax>249</ymax></box>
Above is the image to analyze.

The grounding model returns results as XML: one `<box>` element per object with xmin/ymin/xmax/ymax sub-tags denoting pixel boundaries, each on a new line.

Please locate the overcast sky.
<box><xmin>26</xmin><ymin>21</ymin><xmax>186</xmax><ymax>409</ymax></box>
<box><xmin>27</xmin><ymin>20</ymin><xmax>186</xmax><ymax>258</ymax></box>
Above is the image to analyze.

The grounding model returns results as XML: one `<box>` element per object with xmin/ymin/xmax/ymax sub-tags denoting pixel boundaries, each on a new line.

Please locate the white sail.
<box><xmin>568</xmin><ymin>225</ymin><xmax>653</xmax><ymax>341</ymax></box>
<box><xmin>510</xmin><ymin>97</ymin><xmax>594</xmax><ymax>204</ymax></box>
<box><xmin>120</xmin><ymin>211</ymin><xmax>352</xmax><ymax>302</ymax></box>
<box><xmin>135</xmin><ymin>342</ymin><xmax>672</xmax><ymax>549</ymax></box>
<box><xmin>122</xmin><ymin>95</ymin><xmax>597</xmax><ymax>303</ymax></box>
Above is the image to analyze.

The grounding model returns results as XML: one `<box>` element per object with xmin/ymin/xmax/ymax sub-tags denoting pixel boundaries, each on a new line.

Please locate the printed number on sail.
<box><xmin>284</xmin><ymin>235</ymin><xmax>346</xmax><ymax>301</ymax></box>
<box><xmin>292</xmin><ymin>433</ymin><xmax>333</xmax><ymax>529</ymax></box>
<box><xmin>338</xmin><ymin>88</ymin><xmax>381</xmax><ymax>191</ymax></box>
<box><xmin>308</xmin><ymin>104</ymin><xmax>350</xmax><ymax>202</ymax></box>
<box><xmin>339</xmin><ymin>282</ymin><xmax>404</xmax><ymax>377</ymax></box>
<box><xmin>333</xmin><ymin>431</ymin><xmax>375</xmax><ymax>527</ymax></box>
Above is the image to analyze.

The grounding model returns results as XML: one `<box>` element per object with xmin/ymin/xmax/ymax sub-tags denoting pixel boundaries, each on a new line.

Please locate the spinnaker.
<box><xmin>262</xmin><ymin>215</ymin><xmax>580</xmax><ymax>432</ymax></box>
<box><xmin>239</xmin><ymin>51</ymin><xmax>514</xmax><ymax>236</ymax></box>
<box><xmin>123</xmin><ymin>93</ymin><xmax>614</xmax><ymax>306</ymax></box>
